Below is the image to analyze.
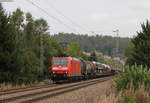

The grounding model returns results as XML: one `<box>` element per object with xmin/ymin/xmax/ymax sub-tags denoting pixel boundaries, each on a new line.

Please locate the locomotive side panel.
<box><xmin>70</xmin><ymin>60</ymin><xmax>81</xmax><ymax>76</ymax></box>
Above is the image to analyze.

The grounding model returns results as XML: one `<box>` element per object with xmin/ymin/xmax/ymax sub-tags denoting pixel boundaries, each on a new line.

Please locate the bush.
<box><xmin>116</xmin><ymin>65</ymin><xmax>150</xmax><ymax>91</ymax></box>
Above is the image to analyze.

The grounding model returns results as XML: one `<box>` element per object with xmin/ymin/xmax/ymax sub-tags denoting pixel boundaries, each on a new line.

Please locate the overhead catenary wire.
<box><xmin>36</xmin><ymin>0</ymin><xmax>98</xmax><ymax>35</ymax></box>
<box><xmin>51</xmin><ymin>0</ymin><xmax>102</xmax><ymax>35</ymax></box>
<box><xmin>26</xmin><ymin>0</ymin><xmax>80</xmax><ymax>34</ymax></box>
<box><xmin>45</xmin><ymin>0</ymin><xmax>89</xmax><ymax>33</ymax></box>
<box><xmin>26</xmin><ymin>0</ymin><xmax>115</xmax><ymax>36</ymax></box>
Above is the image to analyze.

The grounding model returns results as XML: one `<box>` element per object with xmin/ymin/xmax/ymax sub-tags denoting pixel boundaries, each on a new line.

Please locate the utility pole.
<box><xmin>113</xmin><ymin>29</ymin><xmax>119</xmax><ymax>58</ymax></box>
<box><xmin>113</xmin><ymin>29</ymin><xmax>120</xmax><ymax>68</ymax></box>
<box><xmin>40</xmin><ymin>27</ymin><xmax>44</xmax><ymax>70</ymax></box>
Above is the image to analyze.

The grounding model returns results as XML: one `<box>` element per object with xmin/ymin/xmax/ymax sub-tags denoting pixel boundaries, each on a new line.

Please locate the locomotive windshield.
<box><xmin>53</xmin><ymin>59</ymin><xmax>68</xmax><ymax>65</ymax></box>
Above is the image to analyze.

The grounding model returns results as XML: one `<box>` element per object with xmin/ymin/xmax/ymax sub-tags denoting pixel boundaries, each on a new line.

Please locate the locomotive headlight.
<box><xmin>52</xmin><ymin>67</ymin><xmax>59</xmax><ymax>70</ymax></box>
<box><xmin>61</xmin><ymin>67</ymin><xmax>68</xmax><ymax>70</ymax></box>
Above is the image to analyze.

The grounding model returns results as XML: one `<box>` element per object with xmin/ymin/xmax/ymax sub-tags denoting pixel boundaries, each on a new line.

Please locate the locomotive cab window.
<box><xmin>53</xmin><ymin>59</ymin><xmax>68</xmax><ymax>65</ymax></box>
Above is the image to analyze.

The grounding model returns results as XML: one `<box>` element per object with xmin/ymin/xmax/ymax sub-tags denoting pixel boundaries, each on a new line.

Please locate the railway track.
<box><xmin>0</xmin><ymin>84</ymin><xmax>56</xmax><ymax>96</ymax></box>
<box><xmin>0</xmin><ymin>76</ymin><xmax>114</xmax><ymax>103</ymax></box>
<box><xmin>0</xmin><ymin>84</ymin><xmax>48</xmax><ymax>93</ymax></box>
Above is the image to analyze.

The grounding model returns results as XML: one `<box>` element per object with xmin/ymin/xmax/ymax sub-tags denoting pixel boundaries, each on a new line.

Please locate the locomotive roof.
<box><xmin>52</xmin><ymin>57</ymin><xmax>80</xmax><ymax>61</ymax></box>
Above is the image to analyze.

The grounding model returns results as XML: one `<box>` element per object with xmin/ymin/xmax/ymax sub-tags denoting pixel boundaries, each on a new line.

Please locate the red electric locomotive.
<box><xmin>51</xmin><ymin>57</ymin><xmax>82</xmax><ymax>82</ymax></box>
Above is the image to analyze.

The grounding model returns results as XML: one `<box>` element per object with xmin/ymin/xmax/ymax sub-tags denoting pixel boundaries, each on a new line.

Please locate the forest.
<box><xmin>0</xmin><ymin>4</ymin><xmax>62</xmax><ymax>84</ymax></box>
<box><xmin>52</xmin><ymin>33</ymin><xmax>130</xmax><ymax>58</ymax></box>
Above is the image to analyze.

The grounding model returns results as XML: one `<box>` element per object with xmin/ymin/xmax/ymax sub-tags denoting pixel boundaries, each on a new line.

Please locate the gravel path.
<box><xmin>37</xmin><ymin>79</ymin><xmax>115</xmax><ymax>103</ymax></box>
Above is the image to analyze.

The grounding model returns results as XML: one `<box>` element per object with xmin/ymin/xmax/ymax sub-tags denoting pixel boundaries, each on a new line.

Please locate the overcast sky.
<box><xmin>2</xmin><ymin>0</ymin><xmax>150</xmax><ymax>37</ymax></box>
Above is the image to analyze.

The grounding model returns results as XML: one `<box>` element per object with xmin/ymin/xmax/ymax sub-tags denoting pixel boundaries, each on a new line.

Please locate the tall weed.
<box><xmin>116</xmin><ymin>65</ymin><xmax>150</xmax><ymax>91</ymax></box>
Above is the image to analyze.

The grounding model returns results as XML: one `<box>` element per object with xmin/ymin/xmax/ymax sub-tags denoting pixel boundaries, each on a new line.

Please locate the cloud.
<box><xmin>130</xmin><ymin>0</ymin><xmax>150</xmax><ymax>11</ymax></box>
<box><xmin>3</xmin><ymin>0</ymin><xmax>150</xmax><ymax>37</ymax></box>
<box><xmin>89</xmin><ymin>12</ymin><xmax>111</xmax><ymax>22</ymax></box>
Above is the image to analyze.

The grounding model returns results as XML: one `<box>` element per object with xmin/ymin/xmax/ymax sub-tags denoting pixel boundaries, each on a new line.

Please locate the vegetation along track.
<box><xmin>0</xmin><ymin>76</ymin><xmax>114</xmax><ymax>103</ymax></box>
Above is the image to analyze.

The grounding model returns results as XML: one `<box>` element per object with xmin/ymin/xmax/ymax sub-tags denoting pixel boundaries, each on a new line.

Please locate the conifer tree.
<box><xmin>0</xmin><ymin>4</ymin><xmax>16</xmax><ymax>83</ymax></box>
<box><xmin>126</xmin><ymin>20</ymin><xmax>150</xmax><ymax>67</ymax></box>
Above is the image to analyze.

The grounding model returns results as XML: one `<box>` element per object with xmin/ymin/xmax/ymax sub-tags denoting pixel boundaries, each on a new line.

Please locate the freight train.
<box><xmin>50</xmin><ymin>57</ymin><xmax>116</xmax><ymax>82</ymax></box>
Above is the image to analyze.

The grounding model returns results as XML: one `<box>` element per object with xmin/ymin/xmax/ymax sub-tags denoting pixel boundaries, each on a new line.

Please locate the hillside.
<box><xmin>52</xmin><ymin>33</ymin><xmax>130</xmax><ymax>57</ymax></box>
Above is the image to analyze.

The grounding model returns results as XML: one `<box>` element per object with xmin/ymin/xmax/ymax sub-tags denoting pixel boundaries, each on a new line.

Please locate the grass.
<box><xmin>97</xmin><ymin>64</ymin><xmax>150</xmax><ymax>103</ymax></box>
<box><xmin>117</xmin><ymin>88</ymin><xmax>150</xmax><ymax>103</ymax></box>
<box><xmin>95</xmin><ymin>86</ymin><xmax>150</xmax><ymax>103</ymax></box>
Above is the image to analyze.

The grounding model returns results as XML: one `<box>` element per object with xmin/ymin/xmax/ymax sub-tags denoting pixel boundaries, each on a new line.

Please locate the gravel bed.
<box><xmin>0</xmin><ymin>78</ymin><xmax>109</xmax><ymax>103</ymax></box>
<box><xmin>37</xmin><ymin>79</ymin><xmax>115</xmax><ymax>103</ymax></box>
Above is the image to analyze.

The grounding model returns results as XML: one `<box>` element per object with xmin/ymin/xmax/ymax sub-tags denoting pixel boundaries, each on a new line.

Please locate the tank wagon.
<box><xmin>50</xmin><ymin>57</ymin><xmax>115</xmax><ymax>82</ymax></box>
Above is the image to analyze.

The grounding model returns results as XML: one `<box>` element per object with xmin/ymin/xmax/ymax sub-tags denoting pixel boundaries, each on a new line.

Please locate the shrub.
<box><xmin>115</xmin><ymin>65</ymin><xmax>150</xmax><ymax>91</ymax></box>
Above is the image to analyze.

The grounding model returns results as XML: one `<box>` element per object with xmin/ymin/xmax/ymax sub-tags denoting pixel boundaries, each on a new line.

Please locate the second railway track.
<box><xmin>0</xmin><ymin>76</ymin><xmax>114</xmax><ymax>103</ymax></box>
<box><xmin>0</xmin><ymin>84</ymin><xmax>56</xmax><ymax>96</ymax></box>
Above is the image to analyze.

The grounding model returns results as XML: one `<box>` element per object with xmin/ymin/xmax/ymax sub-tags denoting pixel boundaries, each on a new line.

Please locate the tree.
<box><xmin>0</xmin><ymin>4</ymin><xmax>63</xmax><ymax>84</ymax></box>
<box><xmin>65</xmin><ymin>43</ymin><xmax>82</xmax><ymax>57</ymax></box>
<box><xmin>0</xmin><ymin>4</ymin><xmax>16</xmax><ymax>83</ymax></box>
<box><xmin>43</xmin><ymin>35</ymin><xmax>62</xmax><ymax>78</ymax></box>
<box><xmin>88</xmin><ymin>52</ymin><xmax>98</xmax><ymax>61</ymax></box>
<box><xmin>52</xmin><ymin>33</ymin><xmax>130</xmax><ymax>58</ymax></box>
<box><xmin>125</xmin><ymin>42</ymin><xmax>134</xmax><ymax>65</ymax></box>
<box><xmin>126</xmin><ymin>20</ymin><xmax>150</xmax><ymax>67</ymax></box>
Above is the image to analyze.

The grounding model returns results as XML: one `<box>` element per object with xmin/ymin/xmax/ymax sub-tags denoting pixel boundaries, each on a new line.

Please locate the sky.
<box><xmin>2</xmin><ymin>0</ymin><xmax>150</xmax><ymax>37</ymax></box>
